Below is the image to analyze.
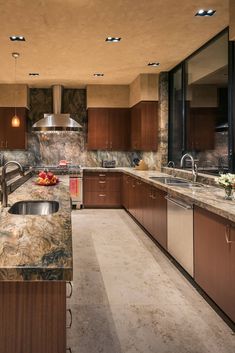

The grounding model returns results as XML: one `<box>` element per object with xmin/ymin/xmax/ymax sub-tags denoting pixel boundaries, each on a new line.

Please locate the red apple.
<box><xmin>47</xmin><ymin>172</ymin><xmax>54</xmax><ymax>180</ymax></box>
<box><xmin>39</xmin><ymin>171</ymin><xmax>47</xmax><ymax>179</ymax></box>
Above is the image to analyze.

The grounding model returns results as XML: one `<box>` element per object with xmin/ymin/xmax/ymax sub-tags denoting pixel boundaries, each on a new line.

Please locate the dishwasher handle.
<box><xmin>165</xmin><ymin>196</ymin><xmax>192</xmax><ymax>210</ymax></box>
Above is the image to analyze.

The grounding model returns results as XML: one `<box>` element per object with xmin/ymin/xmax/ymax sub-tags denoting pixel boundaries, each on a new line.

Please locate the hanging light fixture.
<box><xmin>11</xmin><ymin>52</ymin><xmax>20</xmax><ymax>128</ymax></box>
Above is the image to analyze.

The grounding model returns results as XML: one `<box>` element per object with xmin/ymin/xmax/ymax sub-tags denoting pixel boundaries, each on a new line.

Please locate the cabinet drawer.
<box><xmin>84</xmin><ymin>191</ymin><xmax>121</xmax><ymax>207</ymax></box>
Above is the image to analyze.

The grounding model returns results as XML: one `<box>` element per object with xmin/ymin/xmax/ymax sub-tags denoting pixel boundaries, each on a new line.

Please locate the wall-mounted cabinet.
<box><xmin>0</xmin><ymin>107</ymin><xmax>27</xmax><ymax>150</ymax></box>
<box><xmin>131</xmin><ymin>101</ymin><xmax>158</xmax><ymax>151</ymax></box>
<box><xmin>87</xmin><ymin>108</ymin><xmax>130</xmax><ymax>151</ymax></box>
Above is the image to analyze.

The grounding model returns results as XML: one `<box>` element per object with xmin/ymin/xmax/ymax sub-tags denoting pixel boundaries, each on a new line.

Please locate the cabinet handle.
<box><xmin>225</xmin><ymin>225</ymin><xmax>235</xmax><ymax>244</ymax></box>
<box><xmin>66</xmin><ymin>309</ymin><xmax>73</xmax><ymax>329</ymax></box>
<box><xmin>5</xmin><ymin>141</ymin><xmax>8</xmax><ymax>148</ymax></box>
<box><xmin>99</xmin><ymin>194</ymin><xmax>106</xmax><ymax>197</ymax></box>
<box><xmin>99</xmin><ymin>174</ymin><xmax>106</xmax><ymax>177</ymax></box>
<box><xmin>137</xmin><ymin>181</ymin><xmax>142</xmax><ymax>185</ymax></box>
<box><xmin>99</xmin><ymin>181</ymin><xmax>106</xmax><ymax>184</ymax></box>
<box><xmin>66</xmin><ymin>282</ymin><xmax>73</xmax><ymax>298</ymax></box>
<box><xmin>132</xmin><ymin>183</ymin><xmax>136</xmax><ymax>188</ymax></box>
<box><xmin>149</xmin><ymin>193</ymin><xmax>153</xmax><ymax>199</ymax></box>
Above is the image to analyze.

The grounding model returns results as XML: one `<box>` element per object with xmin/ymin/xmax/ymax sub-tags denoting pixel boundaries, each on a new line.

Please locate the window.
<box><xmin>169</xmin><ymin>30</ymin><xmax>231</xmax><ymax>175</ymax></box>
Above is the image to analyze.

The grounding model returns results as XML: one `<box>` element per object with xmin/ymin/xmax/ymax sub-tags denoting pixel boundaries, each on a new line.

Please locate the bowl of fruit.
<box><xmin>35</xmin><ymin>171</ymin><xmax>59</xmax><ymax>186</ymax></box>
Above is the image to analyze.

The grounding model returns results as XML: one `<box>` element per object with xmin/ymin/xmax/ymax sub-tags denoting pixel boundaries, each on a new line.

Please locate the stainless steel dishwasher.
<box><xmin>166</xmin><ymin>196</ymin><xmax>194</xmax><ymax>277</ymax></box>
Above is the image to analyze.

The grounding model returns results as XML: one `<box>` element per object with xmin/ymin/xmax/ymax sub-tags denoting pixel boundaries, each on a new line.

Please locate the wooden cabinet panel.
<box><xmin>151</xmin><ymin>187</ymin><xmax>167</xmax><ymax>249</ymax></box>
<box><xmin>87</xmin><ymin>108</ymin><xmax>130</xmax><ymax>151</ymax></box>
<box><xmin>109</xmin><ymin>108</ymin><xmax>130</xmax><ymax>150</ymax></box>
<box><xmin>194</xmin><ymin>206</ymin><xmax>235</xmax><ymax>322</ymax></box>
<box><xmin>87</xmin><ymin>108</ymin><xmax>109</xmax><ymax>150</ymax></box>
<box><xmin>186</xmin><ymin>106</ymin><xmax>215</xmax><ymax>151</ymax></box>
<box><xmin>0</xmin><ymin>107</ymin><xmax>27</xmax><ymax>150</ymax></box>
<box><xmin>122</xmin><ymin>174</ymin><xmax>130</xmax><ymax>210</ymax></box>
<box><xmin>0</xmin><ymin>281</ymin><xmax>66</xmax><ymax>353</ymax></box>
<box><xmin>131</xmin><ymin>101</ymin><xmax>158</xmax><ymax>151</ymax></box>
<box><xmin>83</xmin><ymin>172</ymin><xmax>121</xmax><ymax>207</ymax></box>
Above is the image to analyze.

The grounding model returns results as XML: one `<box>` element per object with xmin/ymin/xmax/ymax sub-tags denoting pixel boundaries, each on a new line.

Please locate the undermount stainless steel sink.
<box><xmin>8</xmin><ymin>200</ymin><xmax>59</xmax><ymax>215</ymax></box>
<box><xmin>149</xmin><ymin>176</ymin><xmax>203</xmax><ymax>188</ymax></box>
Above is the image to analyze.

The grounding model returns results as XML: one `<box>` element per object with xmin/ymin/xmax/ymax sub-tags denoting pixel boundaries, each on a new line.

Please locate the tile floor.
<box><xmin>67</xmin><ymin>209</ymin><xmax>235</xmax><ymax>353</ymax></box>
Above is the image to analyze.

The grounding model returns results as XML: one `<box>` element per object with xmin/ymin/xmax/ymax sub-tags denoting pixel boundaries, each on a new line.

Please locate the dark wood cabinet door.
<box><xmin>151</xmin><ymin>188</ymin><xmax>167</xmax><ymax>249</ymax></box>
<box><xmin>0</xmin><ymin>107</ymin><xmax>27</xmax><ymax>150</ymax></box>
<box><xmin>140</xmin><ymin>102</ymin><xmax>158</xmax><ymax>152</ymax></box>
<box><xmin>194</xmin><ymin>206</ymin><xmax>235</xmax><ymax>322</ymax></box>
<box><xmin>109</xmin><ymin>108</ymin><xmax>130</xmax><ymax>151</ymax></box>
<box><xmin>122</xmin><ymin>174</ymin><xmax>130</xmax><ymax>210</ymax></box>
<box><xmin>142</xmin><ymin>183</ymin><xmax>153</xmax><ymax>234</ymax></box>
<box><xmin>131</xmin><ymin>103</ymin><xmax>141</xmax><ymax>150</ymax></box>
<box><xmin>131</xmin><ymin>101</ymin><xmax>158</xmax><ymax>151</ymax></box>
<box><xmin>187</xmin><ymin>107</ymin><xmax>215</xmax><ymax>151</ymax></box>
<box><xmin>87</xmin><ymin>108</ymin><xmax>109</xmax><ymax>150</ymax></box>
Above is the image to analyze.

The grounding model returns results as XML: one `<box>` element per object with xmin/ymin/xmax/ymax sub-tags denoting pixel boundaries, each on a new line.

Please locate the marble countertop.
<box><xmin>0</xmin><ymin>175</ymin><xmax>72</xmax><ymax>281</ymax></box>
<box><xmin>83</xmin><ymin>167</ymin><xmax>235</xmax><ymax>223</ymax></box>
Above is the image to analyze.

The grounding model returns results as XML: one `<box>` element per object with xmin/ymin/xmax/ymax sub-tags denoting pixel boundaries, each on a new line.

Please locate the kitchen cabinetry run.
<box><xmin>194</xmin><ymin>206</ymin><xmax>235</xmax><ymax>322</ymax></box>
<box><xmin>123</xmin><ymin>175</ymin><xmax>167</xmax><ymax>250</ymax></box>
<box><xmin>0</xmin><ymin>107</ymin><xmax>27</xmax><ymax>150</ymax></box>
<box><xmin>131</xmin><ymin>101</ymin><xmax>158</xmax><ymax>151</ymax></box>
<box><xmin>87</xmin><ymin>108</ymin><xmax>130</xmax><ymax>150</ymax></box>
<box><xmin>83</xmin><ymin>172</ymin><xmax>122</xmax><ymax>207</ymax></box>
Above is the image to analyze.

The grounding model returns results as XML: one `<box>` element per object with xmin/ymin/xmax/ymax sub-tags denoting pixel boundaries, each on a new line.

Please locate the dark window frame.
<box><xmin>168</xmin><ymin>27</ymin><xmax>234</xmax><ymax>171</ymax></box>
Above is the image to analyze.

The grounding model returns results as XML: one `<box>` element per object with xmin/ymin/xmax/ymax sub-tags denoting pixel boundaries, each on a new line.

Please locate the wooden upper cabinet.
<box><xmin>131</xmin><ymin>101</ymin><xmax>158</xmax><ymax>151</ymax></box>
<box><xmin>87</xmin><ymin>108</ymin><xmax>130</xmax><ymax>151</ymax></box>
<box><xmin>87</xmin><ymin>108</ymin><xmax>109</xmax><ymax>150</ymax></box>
<box><xmin>186</xmin><ymin>105</ymin><xmax>216</xmax><ymax>151</ymax></box>
<box><xmin>0</xmin><ymin>107</ymin><xmax>27</xmax><ymax>150</ymax></box>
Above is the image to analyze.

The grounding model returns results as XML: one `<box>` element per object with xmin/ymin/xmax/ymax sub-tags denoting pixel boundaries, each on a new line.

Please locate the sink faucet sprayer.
<box><xmin>1</xmin><ymin>161</ymin><xmax>24</xmax><ymax>207</ymax></box>
<box><xmin>180</xmin><ymin>153</ymin><xmax>198</xmax><ymax>183</ymax></box>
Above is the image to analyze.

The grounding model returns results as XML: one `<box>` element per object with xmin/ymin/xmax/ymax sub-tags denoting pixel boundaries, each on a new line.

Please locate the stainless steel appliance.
<box><xmin>102</xmin><ymin>160</ymin><xmax>116</xmax><ymax>168</ymax></box>
<box><xmin>34</xmin><ymin>165</ymin><xmax>83</xmax><ymax>208</ymax></box>
<box><xmin>166</xmin><ymin>196</ymin><xmax>194</xmax><ymax>277</ymax></box>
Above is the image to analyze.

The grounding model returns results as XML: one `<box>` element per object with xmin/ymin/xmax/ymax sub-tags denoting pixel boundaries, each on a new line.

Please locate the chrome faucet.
<box><xmin>180</xmin><ymin>153</ymin><xmax>198</xmax><ymax>183</ymax></box>
<box><xmin>1</xmin><ymin>161</ymin><xmax>24</xmax><ymax>207</ymax></box>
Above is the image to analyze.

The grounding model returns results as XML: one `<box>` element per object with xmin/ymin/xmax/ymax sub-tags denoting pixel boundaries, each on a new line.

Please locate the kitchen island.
<box><xmin>0</xmin><ymin>175</ymin><xmax>72</xmax><ymax>353</ymax></box>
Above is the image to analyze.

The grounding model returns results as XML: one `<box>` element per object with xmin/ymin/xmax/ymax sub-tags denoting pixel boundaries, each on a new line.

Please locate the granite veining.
<box><xmin>0</xmin><ymin>175</ymin><xmax>72</xmax><ymax>281</ymax></box>
<box><xmin>83</xmin><ymin>167</ymin><xmax>235</xmax><ymax>223</ymax></box>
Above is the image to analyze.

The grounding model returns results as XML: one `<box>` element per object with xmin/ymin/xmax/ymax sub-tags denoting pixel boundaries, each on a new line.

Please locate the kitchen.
<box><xmin>0</xmin><ymin>1</ymin><xmax>235</xmax><ymax>353</ymax></box>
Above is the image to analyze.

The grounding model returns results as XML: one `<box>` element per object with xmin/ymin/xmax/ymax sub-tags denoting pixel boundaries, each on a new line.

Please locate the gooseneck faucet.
<box><xmin>180</xmin><ymin>153</ymin><xmax>198</xmax><ymax>183</ymax></box>
<box><xmin>1</xmin><ymin>161</ymin><xmax>24</xmax><ymax>207</ymax></box>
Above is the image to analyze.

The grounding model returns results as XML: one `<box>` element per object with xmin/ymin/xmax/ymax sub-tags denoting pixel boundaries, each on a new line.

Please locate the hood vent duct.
<box><xmin>32</xmin><ymin>85</ymin><xmax>82</xmax><ymax>132</ymax></box>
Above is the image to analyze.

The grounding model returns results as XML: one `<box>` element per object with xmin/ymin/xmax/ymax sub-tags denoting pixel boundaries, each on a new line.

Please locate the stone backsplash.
<box><xmin>2</xmin><ymin>88</ymin><xmax>141</xmax><ymax>168</ymax></box>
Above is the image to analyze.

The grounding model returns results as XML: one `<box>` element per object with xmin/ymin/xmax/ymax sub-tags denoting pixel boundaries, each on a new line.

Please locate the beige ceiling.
<box><xmin>0</xmin><ymin>0</ymin><xmax>229</xmax><ymax>88</ymax></box>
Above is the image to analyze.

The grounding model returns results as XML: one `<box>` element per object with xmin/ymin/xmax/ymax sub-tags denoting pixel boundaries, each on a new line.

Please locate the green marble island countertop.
<box><xmin>0</xmin><ymin>175</ymin><xmax>72</xmax><ymax>281</ymax></box>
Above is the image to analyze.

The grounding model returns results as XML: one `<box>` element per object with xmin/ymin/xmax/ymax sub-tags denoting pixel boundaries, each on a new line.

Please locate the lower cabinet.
<box><xmin>0</xmin><ymin>281</ymin><xmax>67</xmax><ymax>353</ymax></box>
<box><xmin>124</xmin><ymin>176</ymin><xmax>167</xmax><ymax>250</ymax></box>
<box><xmin>194</xmin><ymin>206</ymin><xmax>235</xmax><ymax>322</ymax></box>
<box><xmin>83</xmin><ymin>172</ymin><xmax>122</xmax><ymax>207</ymax></box>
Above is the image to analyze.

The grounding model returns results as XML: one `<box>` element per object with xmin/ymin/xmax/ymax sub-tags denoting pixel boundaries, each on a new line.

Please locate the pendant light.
<box><xmin>11</xmin><ymin>52</ymin><xmax>20</xmax><ymax>128</ymax></box>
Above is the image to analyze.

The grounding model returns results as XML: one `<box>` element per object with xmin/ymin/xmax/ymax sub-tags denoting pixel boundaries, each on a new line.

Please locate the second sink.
<box><xmin>8</xmin><ymin>200</ymin><xmax>59</xmax><ymax>215</ymax></box>
<box><xmin>149</xmin><ymin>176</ymin><xmax>203</xmax><ymax>188</ymax></box>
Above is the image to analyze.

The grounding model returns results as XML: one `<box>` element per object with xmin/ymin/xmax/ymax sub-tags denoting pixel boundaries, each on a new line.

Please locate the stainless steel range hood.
<box><xmin>32</xmin><ymin>85</ymin><xmax>82</xmax><ymax>132</ymax></box>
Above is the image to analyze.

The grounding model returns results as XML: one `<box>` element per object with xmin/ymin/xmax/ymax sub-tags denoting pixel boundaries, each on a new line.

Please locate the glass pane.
<box><xmin>169</xmin><ymin>66</ymin><xmax>184</xmax><ymax>166</ymax></box>
<box><xmin>185</xmin><ymin>32</ymin><xmax>228</xmax><ymax>175</ymax></box>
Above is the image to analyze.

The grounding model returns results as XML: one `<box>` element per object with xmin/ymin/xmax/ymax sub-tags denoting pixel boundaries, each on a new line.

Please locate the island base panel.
<box><xmin>0</xmin><ymin>281</ymin><xmax>66</xmax><ymax>353</ymax></box>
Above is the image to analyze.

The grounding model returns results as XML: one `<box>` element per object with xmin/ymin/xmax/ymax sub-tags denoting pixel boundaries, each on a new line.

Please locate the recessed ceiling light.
<box><xmin>10</xmin><ymin>35</ymin><xmax>25</xmax><ymax>41</ymax></box>
<box><xmin>93</xmin><ymin>73</ymin><xmax>104</xmax><ymax>77</ymax></box>
<box><xmin>105</xmin><ymin>37</ymin><xmax>121</xmax><ymax>42</ymax></box>
<box><xmin>148</xmin><ymin>62</ymin><xmax>160</xmax><ymax>67</ymax></box>
<box><xmin>29</xmin><ymin>73</ymin><xmax>39</xmax><ymax>76</ymax></box>
<box><xmin>195</xmin><ymin>9</ymin><xmax>216</xmax><ymax>16</ymax></box>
